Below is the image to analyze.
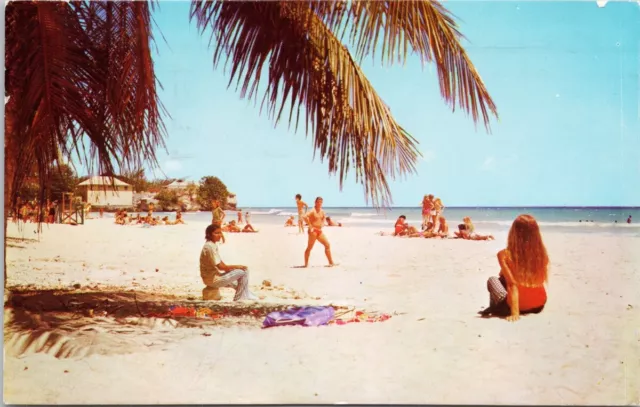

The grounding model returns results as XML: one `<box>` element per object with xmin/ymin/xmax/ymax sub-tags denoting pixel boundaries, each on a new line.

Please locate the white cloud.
<box><xmin>480</xmin><ymin>156</ymin><xmax>495</xmax><ymax>171</ymax></box>
<box><xmin>164</xmin><ymin>159</ymin><xmax>182</xmax><ymax>174</ymax></box>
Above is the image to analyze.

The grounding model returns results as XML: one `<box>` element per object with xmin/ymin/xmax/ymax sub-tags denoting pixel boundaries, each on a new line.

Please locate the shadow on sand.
<box><xmin>4</xmin><ymin>289</ymin><xmax>345</xmax><ymax>360</ymax></box>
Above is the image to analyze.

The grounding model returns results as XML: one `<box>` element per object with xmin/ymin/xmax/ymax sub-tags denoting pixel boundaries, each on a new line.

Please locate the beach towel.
<box><xmin>262</xmin><ymin>306</ymin><xmax>335</xmax><ymax>328</ymax></box>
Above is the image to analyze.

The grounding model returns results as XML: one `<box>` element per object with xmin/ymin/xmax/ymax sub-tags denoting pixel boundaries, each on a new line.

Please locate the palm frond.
<box><xmin>4</xmin><ymin>1</ymin><xmax>167</xmax><ymax>213</ymax></box>
<box><xmin>191</xmin><ymin>1</ymin><xmax>421</xmax><ymax>208</ymax></box>
<box><xmin>309</xmin><ymin>0</ymin><xmax>499</xmax><ymax>130</ymax></box>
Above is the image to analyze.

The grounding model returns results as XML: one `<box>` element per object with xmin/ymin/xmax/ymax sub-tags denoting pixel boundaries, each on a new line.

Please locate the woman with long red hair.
<box><xmin>480</xmin><ymin>214</ymin><xmax>549</xmax><ymax>321</ymax></box>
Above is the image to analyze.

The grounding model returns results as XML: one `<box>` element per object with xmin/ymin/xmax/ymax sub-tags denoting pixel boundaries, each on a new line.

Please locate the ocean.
<box><xmin>174</xmin><ymin>207</ymin><xmax>640</xmax><ymax>235</ymax></box>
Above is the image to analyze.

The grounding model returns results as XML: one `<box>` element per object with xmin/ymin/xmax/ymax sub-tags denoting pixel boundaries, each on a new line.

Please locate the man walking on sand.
<box><xmin>302</xmin><ymin>197</ymin><xmax>336</xmax><ymax>267</ymax></box>
<box><xmin>295</xmin><ymin>194</ymin><xmax>308</xmax><ymax>234</ymax></box>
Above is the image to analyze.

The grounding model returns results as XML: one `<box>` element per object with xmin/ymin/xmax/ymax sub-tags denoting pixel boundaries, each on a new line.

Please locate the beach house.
<box><xmin>77</xmin><ymin>176</ymin><xmax>133</xmax><ymax>208</ymax></box>
<box><xmin>165</xmin><ymin>179</ymin><xmax>191</xmax><ymax>191</ymax></box>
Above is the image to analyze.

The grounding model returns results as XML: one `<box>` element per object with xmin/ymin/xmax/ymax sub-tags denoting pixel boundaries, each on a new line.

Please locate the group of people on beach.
<box><xmin>388</xmin><ymin>194</ymin><xmax>493</xmax><ymax>240</ymax></box>
<box><xmin>198</xmin><ymin>192</ymin><xmax>550</xmax><ymax>322</ymax></box>
<box><xmin>114</xmin><ymin>209</ymin><xmax>185</xmax><ymax>226</ymax></box>
<box><xmin>211</xmin><ymin>199</ymin><xmax>258</xmax><ymax>234</ymax></box>
<box><xmin>13</xmin><ymin>200</ymin><xmax>58</xmax><ymax>224</ymax></box>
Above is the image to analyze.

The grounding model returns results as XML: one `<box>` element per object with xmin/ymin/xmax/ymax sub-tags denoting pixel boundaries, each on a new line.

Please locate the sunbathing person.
<box><xmin>242</xmin><ymin>223</ymin><xmax>258</xmax><ymax>233</ymax></box>
<box><xmin>174</xmin><ymin>211</ymin><xmax>185</xmax><ymax>224</ymax></box>
<box><xmin>223</xmin><ymin>220</ymin><xmax>242</xmax><ymax>233</ymax></box>
<box><xmin>284</xmin><ymin>216</ymin><xmax>295</xmax><ymax>227</ymax></box>
<box><xmin>200</xmin><ymin>224</ymin><xmax>258</xmax><ymax>301</ymax></box>
<box><xmin>326</xmin><ymin>216</ymin><xmax>342</xmax><ymax>227</ymax></box>
<box><xmin>455</xmin><ymin>217</ymin><xmax>494</xmax><ymax>240</ymax></box>
<box><xmin>479</xmin><ymin>214</ymin><xmax>548</xmax><ymax>321</ymax></box>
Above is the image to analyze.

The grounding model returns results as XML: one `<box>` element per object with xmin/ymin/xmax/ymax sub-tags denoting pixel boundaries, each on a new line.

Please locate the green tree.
<box><xmin>49</xmin><ymin>164</ymin><xmax>77</xmax><ymax>202</ymax></box>
<box><xmin>119</xmin><ymin>169</ymin><xmax>149</xmax><ymax>193</ymax></box>
<box><xmin>155</xmin><ymin>189</ymin><xmax>179</xmax><ymax>209</ymax></box>
<box><xmin>197</xmin><ymin>176</ymin><xmax>229</xmax><ymax>210</ymax></box>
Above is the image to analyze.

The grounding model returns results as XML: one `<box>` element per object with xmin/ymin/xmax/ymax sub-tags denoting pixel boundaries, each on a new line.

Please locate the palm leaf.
<box><xmin>309</xmin><ymin>0</ymin><xmax>499</xmax><ymax>129</ymax></box>
<box><xmin>4</xmin><ymin>1</ymin><xmax>167</xmax><ymax>214</ymax></box>
<box><xmin>191</xmin><ymin>1</ymin><xmax>421</xmax><ymax>208</ymax></box>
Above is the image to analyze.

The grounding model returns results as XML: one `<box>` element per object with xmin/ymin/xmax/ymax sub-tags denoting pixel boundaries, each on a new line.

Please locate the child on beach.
<box><xmin>480</xmin><ymin>214</ymin><xmax>549</xmax><ymax>321</ymax></box>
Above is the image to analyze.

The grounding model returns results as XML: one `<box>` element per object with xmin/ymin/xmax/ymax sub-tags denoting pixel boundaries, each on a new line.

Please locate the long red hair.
<box><xmin>506</xmin><ymin>214</ymin><xmax>549</xmax><ymax>286</ymax></box>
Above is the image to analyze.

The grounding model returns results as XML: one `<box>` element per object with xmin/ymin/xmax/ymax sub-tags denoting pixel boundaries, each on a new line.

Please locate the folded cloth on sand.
<box><xmin>263</xmin><ymin>306</ymin><xmax>335</xmax><ymax>328</ymax></box>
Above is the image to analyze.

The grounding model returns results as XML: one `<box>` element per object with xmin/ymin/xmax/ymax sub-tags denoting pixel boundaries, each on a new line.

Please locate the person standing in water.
<box><xmin>627</xmin><ymin>215</ymin><xmax>632</xmax><ymax>224</ymax></box>
<box><xmin>302</xmin><ymin>197</ymin><xmax>335</xmax><ymax>268</ymax></box>
<box><xmin>295</xmin><ymin>194</ymin><xmax>308</xmax><ymax>234</ymax></box>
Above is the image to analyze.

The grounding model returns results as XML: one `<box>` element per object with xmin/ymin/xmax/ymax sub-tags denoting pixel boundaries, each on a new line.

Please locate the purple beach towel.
<box><xmin>262</xmin><ymin>306</ymin><xmax>335</xmax><ymax>328</ymax></box>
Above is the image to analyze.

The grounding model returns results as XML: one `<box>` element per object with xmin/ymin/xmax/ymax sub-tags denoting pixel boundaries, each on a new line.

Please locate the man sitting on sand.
<box><xmin>302</xmin><ymin>197</ymin><xmax>335</xmax><ymax>267</ymax></box>
<box><xmin>326</xmin><ymin>216</ymin><xmax>342</xmax><ymax>227</ymax></box>
<box><xmin>200</xmin><ymin>224</ymin><xmax>257</xmax><ymax>301</ymax></box>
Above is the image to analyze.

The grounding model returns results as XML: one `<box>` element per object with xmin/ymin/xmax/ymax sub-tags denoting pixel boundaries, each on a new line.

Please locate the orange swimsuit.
<box><xmin>509</xmin><ymin>284</ymin><xmax>547</xmax><ymax>311</ymax></box>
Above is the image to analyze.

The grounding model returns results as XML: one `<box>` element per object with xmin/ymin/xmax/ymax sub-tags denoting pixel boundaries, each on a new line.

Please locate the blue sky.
<box><xmin>143</xmin><ymin>1</ymin><xmax>639</xmax><ymax>207</ymax></box>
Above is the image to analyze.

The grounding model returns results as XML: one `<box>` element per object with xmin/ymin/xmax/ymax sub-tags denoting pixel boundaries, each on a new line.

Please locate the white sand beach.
<box><xmin>4</xmin><ymin>217</ymin><xmax>640</xmax><ymax>404</ymax></box>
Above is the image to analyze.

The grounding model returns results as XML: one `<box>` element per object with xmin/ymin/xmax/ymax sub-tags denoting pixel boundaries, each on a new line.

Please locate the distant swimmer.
<box><xmin>295</xmin><ymin>194</ymin><xmax>309</xmax><ymax>234</ymax></box>
<box><xmin>302</xmin><ymin>197</ymin><xmax>335</xmax><ymax>267</ymax></box>
<box><xmin>628</xmin><ymin>215</ymin><xmax>632</xmax><ymax>224</ymax></box>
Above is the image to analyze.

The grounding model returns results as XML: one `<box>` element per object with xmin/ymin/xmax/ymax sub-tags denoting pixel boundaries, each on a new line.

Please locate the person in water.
<box><xmin>480</xmin><ymin>214</ymin><xmax>549</xmax><ymax>321</ymax></box>
<box><xmin>199</xmin><ymin>224</ymin><xmax>257</xmax><ymax>301</ymax></box>
<box><xmin>302</xmin><ymin>197</ymin><xmax>335</xmax><ymax>267</ymax></box>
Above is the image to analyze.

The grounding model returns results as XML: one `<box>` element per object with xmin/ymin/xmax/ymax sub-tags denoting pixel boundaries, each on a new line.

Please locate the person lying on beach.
<box><xmin>302</xmin><ymin>197</ymin><xmax>335</xmax><ymax>267</ymax></box>
<box><xmin>242</xmin><ymin>224</ymin><xmax>258</xmax><ymax>233</ymax></box>
<box><xmin>479</xmin><ymin>214</ymin><xmax>548</xmax><ymax>321</ymax></box>
<box><xmin>454</xmin><ymin>217</ymin><xmax>494</xmax><ymax>240</ymax></box>
<box><xmin>162</xmin><ymin>216</ymin><xmax>171</xmax><ymax>225</ymax></box>
<box><xmin>326</xmin><ymin>216</ymin><xmax>342</xmax><ymax>227</ymax></box>
<box><xmin>200</xmin><ymin>224</ymin><xmax>258</xmax><ymax>301</ymax></box>
<box><xmin>285</xmin><ymin>216</ymin><xmax>296</xmax><ymax>227</ymax></box>
<box><xmin>223</xmin><ymin>220</ymin><xmax>242</xmax><ymax>233</ymax></box>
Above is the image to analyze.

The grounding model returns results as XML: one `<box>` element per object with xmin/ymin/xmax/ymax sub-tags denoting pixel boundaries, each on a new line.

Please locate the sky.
<box><xmin>142</xmin><ymin>1</ymin><xmax>640</xmax><ymax>207</ymax></box>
